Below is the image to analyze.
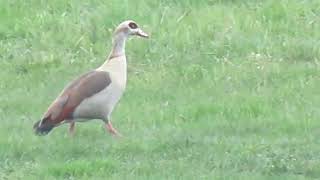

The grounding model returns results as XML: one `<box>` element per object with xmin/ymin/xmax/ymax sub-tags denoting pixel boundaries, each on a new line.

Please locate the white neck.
<box><xmin>109</xmin><ymin>32</ymin><xmax>128</xmax><ymax>58</ymax></box>
<box><xmin>97</xmin><ymin>32</ymin><xmax>128</xmax><ymax>71</ymax></box>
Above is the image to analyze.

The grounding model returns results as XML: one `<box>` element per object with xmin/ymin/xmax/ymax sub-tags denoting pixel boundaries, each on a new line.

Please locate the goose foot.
<box><xmin>69</xmin><ymin>122</ymin><xmax>75</xmax><ymax>136</ymax></box>
<box><xmin>106</xmin><ymin>121</ymin><xmax>122</xmax><ymax>137</ymax></box>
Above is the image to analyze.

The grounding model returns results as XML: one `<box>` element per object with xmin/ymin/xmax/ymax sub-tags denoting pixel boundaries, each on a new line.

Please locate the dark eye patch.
<box><xmin>128</xmin><ymin>22</ymin><xmax>138</xmax><ymax>29</ymax></box>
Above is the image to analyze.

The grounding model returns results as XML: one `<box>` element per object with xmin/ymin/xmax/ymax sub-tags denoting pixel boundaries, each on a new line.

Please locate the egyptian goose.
<box><xmin>33</xmin><ymin>20</ymin><xmax>149</xmax><ymax>136</ymax></box>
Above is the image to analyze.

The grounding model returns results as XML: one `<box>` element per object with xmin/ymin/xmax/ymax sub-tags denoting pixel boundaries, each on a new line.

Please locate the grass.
<box><xmin>0</xmin><ymin>0</ymin><xmax>320</xmax><ymax>179</ymax></box>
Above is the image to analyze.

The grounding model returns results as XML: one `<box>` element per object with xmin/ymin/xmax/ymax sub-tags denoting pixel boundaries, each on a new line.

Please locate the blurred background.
<box><xmin>0</xmin><ymin>0</ymin><xmax>319</xmax><ymax>179</ymax></box>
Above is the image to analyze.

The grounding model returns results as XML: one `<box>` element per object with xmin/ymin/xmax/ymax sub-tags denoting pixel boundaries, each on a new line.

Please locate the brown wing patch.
<box><xmin>36</xmin><ymin>71</ymin><xmax>111</xmax><ymax>132</ymax></box>
<box><xmin>43</xmin><ymin>95</ymin><xmax>69</xmax><ymax>120</ymax></box>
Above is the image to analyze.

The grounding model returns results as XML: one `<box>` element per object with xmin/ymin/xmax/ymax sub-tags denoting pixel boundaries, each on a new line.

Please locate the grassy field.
<box><xmin>0</xmin><ymin>0</ymin><xmax>320</xmax><ymax>179</ymax></box>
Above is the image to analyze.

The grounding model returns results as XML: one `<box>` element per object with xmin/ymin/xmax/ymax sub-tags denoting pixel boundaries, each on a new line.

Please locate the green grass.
<box><xmin>1</xmin><ymin>0</ymin><xmax>320</xmax><ymax>179</ymax></box>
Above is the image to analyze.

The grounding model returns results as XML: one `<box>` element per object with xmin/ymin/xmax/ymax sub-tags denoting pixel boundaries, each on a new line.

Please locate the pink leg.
<box><xmin>105</xmin><ymin>121</ymin><xmax>122</xmax><ymax>137</ymax></box>
<box><xmin>69</xmin><ymin>122</ymin><xmax>75</xmax><ymax>136</ymax></box>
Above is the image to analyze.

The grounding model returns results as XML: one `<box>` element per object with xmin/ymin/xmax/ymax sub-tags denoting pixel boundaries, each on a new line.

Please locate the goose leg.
<box><xmin>69</xmin><ymin>122</ymin><xmax>75</xmax><ymax>136</ymax></box>
<box><xmin>105</xmin><ymin>121</ymin><xmax>122</xmax><ymax>137</ymax></box>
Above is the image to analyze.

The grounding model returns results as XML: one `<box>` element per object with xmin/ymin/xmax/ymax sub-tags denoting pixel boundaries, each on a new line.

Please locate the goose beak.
<box><xmin>136</xmin><ymin>29</ymin><xmax>149</xmax><ymax>38</ymax></box>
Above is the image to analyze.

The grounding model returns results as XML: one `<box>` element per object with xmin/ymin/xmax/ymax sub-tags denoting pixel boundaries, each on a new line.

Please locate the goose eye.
<box><xmin>128</xmin><ymin>22</ymin><xmax>138</xmax><ymax>29</ymax></box>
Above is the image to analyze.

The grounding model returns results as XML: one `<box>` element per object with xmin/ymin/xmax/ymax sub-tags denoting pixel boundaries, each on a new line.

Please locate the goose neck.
<box><xmin>110</xmin><ymin>32</ymin><xmax>127</xmax><ymax>58</ymax></box>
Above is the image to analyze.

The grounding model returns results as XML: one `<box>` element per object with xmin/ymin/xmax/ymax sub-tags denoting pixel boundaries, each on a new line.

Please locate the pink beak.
<box><xmin>136</xmin><ymin>29</ymin><xmax>149</xmax><ymax>38</ymax></box>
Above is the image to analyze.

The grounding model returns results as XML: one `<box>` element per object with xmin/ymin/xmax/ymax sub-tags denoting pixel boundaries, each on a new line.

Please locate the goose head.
<box><xmin>109</xmin><ymin>20</ymin><xmax>148</xmax><ymax>58</ymax></box>
<box><xmin>114</xmin><ymin>20</ymin><xmax>149</xmax><ymax>39</ymax></box>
